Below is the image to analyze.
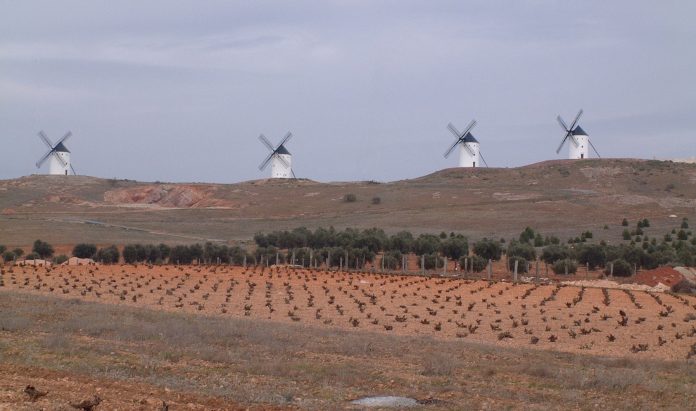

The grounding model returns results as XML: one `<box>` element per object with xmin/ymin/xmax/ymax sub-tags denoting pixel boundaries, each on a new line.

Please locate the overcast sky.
<box><xmin>1</xmin><ymin>1</ymin><xmax>694</xmax><ymax>183</ymax></box>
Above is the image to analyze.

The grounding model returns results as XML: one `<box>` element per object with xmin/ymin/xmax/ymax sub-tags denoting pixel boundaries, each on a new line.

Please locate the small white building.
<box><xmin>48</xmin><ymin>142</ymin><xmax>71</xmax><ymax>175</ymax></box>
<box><xmin>567</xmin><ymin>126</ymin><xmax>589</xmax><ymax>159</ymax></box>
<box><xmin>271</xmin><ymin>145</ymin><xmax>292</xmax><ymax>178</ymax></box>
<box><xmin>458</xmin><ymin>133</ymin><xmax>481</xmax><ymax>167</ymax></box>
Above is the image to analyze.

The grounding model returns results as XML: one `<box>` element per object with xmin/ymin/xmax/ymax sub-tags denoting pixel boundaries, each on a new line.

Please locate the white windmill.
<box><xmin>443</xmin><ymin>120</ymin><xmax>489</xmax><ymax>168</ymax></box>
<box><xmin>258</xmin><ymin>131</ymin><xmax>295</xmax><ymax>179</ymax></box>
<box><xmin>35</xmin><ymin>130</ymin><xmax>76</xmax><ymax>175</ymax></box>
<box><xmin>556</xmin><ymin>109</ymin><xmax>600</xmax><ymax>159</ymax></box>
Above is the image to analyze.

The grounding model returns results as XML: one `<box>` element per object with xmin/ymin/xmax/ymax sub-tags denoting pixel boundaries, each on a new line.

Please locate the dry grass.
<box><xmin>2</xmin><ymin>289</ymin><xmax>696</xmax><ymax>409</ymax></box>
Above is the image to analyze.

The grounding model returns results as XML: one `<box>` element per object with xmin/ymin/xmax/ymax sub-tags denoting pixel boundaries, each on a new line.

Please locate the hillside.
<box><xmin>1</xmin><ymin>159</ymin><xmax>695</xmax><ymax>247</ymax></box>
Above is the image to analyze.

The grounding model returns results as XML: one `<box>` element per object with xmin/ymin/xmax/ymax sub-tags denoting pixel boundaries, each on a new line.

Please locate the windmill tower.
<box><xmin>556</xmin><ymin>109</ymin><xmax>600</xmax><ymax>159</ymax></box>
<box><xmin>258</xmin><ymin>132</ymin><xmax>295</xmax><ymax>179</ymax></box>
<box><xmin>35</xmin><ymin>130</ymin><xmax>76</xmax><ymax>175</ymax></box>
<box><xmin>443</xmin><ymin>120</ymin><xmax>489</xmax><ymax>168</ymax></box>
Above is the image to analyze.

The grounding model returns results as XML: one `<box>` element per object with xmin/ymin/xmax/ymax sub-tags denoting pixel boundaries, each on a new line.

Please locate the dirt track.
<box><xmin>4</xmin><ymin>264</ymin><xmax>696</xmax><ymax>361</ymax></box>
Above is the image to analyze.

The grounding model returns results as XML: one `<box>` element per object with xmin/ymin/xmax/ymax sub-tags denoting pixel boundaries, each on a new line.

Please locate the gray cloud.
<box><xmin>0</xmin><ymin>1</ymin><xmax>694</xmax><ymax>182</ymax></box>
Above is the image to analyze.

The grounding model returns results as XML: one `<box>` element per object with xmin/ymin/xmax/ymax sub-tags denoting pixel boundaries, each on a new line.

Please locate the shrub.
<box><xmin>122</xmin><ymin>244</ymin><xmax>139</xmax><ymax>264</ymax></box>
<box><xmin>95</xmin><ymin>245</ymin><xmax>120</xmax><ymax>264</ymax></box>
<box><xmin>508</xmin><ymin>256</ymin><xmax>528</xmax><ymax>273</ymax></box>
<box><xmin>32</xmin><ymin>240</ymin><xmax>54</xmax><ymax>259</ymax></box>
<box><xmin>389</xmin><ymin>231</ymin><xmax>414</xmax><ymax>253</ymax></box>
<box><xmin>423</xmin><ymin>253</ymin><xmax>444</xmax><ymax>270</ymax></box>
<box><xmin>576</xmin><ymin>244</ymin><xmax>607</xmax><ymax>270</ymax></box>
<box><xmin>12</xmin><ymin>248</ymin><xmax>24</xmax><ymax>257</ymax></box>
<box><xmin>682</xmin><ymin>219</ymin><xmax>689</xmax><ymax>229</ymax></box>
<box><xmin>72</xmin><ymin>243</ymin><xmax>97</xmax><ymax>259</ymax></box>
<box><xmin>506</xmin><ymin>241</ymin><xmax>536</xmax><ymax>261</ymax></box>
<box><xmin>607</xmin><ymin>259</ymin><xmax>633</xmax><ymax>277</ymax></box>
<box><xmin>2</xmin><ymin>251</ymin><xmax>15</xmax><ymax>263</ymax></box>
<box><xmin>440</xmin><ymin>235</ymin><xmax>469</xmax><ymax>260</ymax></box>
<box><xmin>371</xmin><ymin>196</ymin><xmax>381</xmax><ymax>205</ymax></box>
<box><xmin>382</xmin><ymin>250</ymin><xmax>402</xmax><ymax>270</ymax></box>
<box><xmin>53</xmin><ymin>254</ymin><xmax>69</xmax><ymax>264</ymax></box>
<box><xmin>622</xmin><ymin>218</ymin><xmax>629</xmax><ymax>226</ymax></box>
<box><xmin>25</xmin><ymin>252</ymin><xmax>40</xmax><ymax>260</ymax></box>
<box><xmin>343</xmin><ymin>193</ymin><xmax>357</xmax><ymax>203</ymax></box>
<box><xmin>459</xmin><ymin>255</ymin><xmax>487</xmax><ymax>273</ymax></box>
<box><xmin>413</xmin><ymin>234</ymin><xmax>441</xmax><ymax>255</ymax></box>
<box><xmin>0</xmin><ymin>245</ymin><xmax>5</xmax><ymax>254</ymax></box>
<box><xmin>473</xmin><ymin>238</ymin><xmax>502</xmax><ymax>261</ymax></box>
<box><xmin>541</xmin><ymin>244</ymin><xmax>570</xmax><ymax>265</ymax></box>
<box><xmin>552</xmin><ymin>259</ymin><xmax>578</xmax><ymax>275</ymax></box>
<box><xmin>622</xmin><ymin>229</ymin><xmax>631</xmax><ymax>240</ymax></box>
<box><xmin>519</xmin><ymin>227</ymin><xmax>536</xmax><ymax>244</ymax></box>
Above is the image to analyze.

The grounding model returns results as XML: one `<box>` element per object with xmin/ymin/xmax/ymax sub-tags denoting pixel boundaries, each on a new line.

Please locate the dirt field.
<box><xmin>2</xmin><ymin>159</ymin><xmax>695</xmax><ymax>246</ymax></box>
<box><xmin>4</xmin><ymin>264</ymin><xmax>696</xmax><ymax>362</ymax></box>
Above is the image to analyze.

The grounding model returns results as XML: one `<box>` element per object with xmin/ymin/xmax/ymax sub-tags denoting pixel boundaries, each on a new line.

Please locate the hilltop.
<box><xmin>1</xmin><ymin>158</ymin><xmax>695</xmax><ymax>246</ymax></box>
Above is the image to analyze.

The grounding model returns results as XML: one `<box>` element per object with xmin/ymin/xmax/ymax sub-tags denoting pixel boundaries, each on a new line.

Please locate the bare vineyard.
<box><xmin>4</xmin><ymin>264</ymin><xmax>696</xmax><ymax>360</ymax></box>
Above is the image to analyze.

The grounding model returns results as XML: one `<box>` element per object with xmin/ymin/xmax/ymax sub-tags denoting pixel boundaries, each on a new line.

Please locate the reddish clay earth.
<box><xmin>4</xmin><ymin>264</ymin><xmax>696</xmax><ymax>361</ymax></box>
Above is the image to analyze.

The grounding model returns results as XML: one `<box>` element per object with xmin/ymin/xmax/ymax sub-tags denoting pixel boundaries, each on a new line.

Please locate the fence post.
<box><xmin>487</xmin><ymin>259</ymin><xmax>492</xmax><ymax>281</ymax></box>
<box><xmin>610</xmin><ymin>262</ymin><xmax>614</xmax><ymax>278</ymax></box>
<box><xmin>243</xmin><ymin>255</ymin><xmax>247</xmax><ymax>268</ymax></box>
<box><xmin>443</xmin><ymin>258</ymin><xmax>447</xmax><ymax>276</ymax></box>
<box><xmin>421</xmin><ymin>255</ymin><xmax>425</xmax><ymax>275</ymax></box>
<box><xmin>535</xmin><ymin>259</ymin><xmax>540</xmax><ymax>284</ymax></box>
<box><xmin>514</xmin><ymin>260</ymin><xmax>518</xmax><ymax>283</ymax></box>
<box><xmin>586</xmin><ymin>262</ymin><xmax>589</xmax><ymax>280</ymax></box>
<box><xmin>381</xmin><ymin>254</ymin><xmax>385</xmax><ymax>272</ymax></box>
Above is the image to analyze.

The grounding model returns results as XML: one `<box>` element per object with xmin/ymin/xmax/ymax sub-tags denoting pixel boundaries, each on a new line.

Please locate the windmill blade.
<box><xmin>462</xmin><ymin>142</ymin><xmax>475</xmax><ymax>156</ymax></box>
<box><xmin>460</xmin><ymin>119</ymin><xmax>477</xmax><ymax>139</ymax></box>
<box><xmin>35</xmin><ymin>149</ymin><xmax>54</xmax><ymax>168</ymax></box>
<box><xmin>555</xmin><ymin>134</ymin><xmax>570</xmax><ymax>154</ymax></box>
<box><xmin>37</xmin><ymin>130</ymin><xmax>54</xmax><ymax>149</ymax></box>
<box><xmin>443</xmin><ymin>140</ymin><xmax>460</xmax><ymax>158</ymax></box>
<box><xmin>291</xmin><ymin>168</ymin><xmax>297</xmax><ymax>179</ymax></box>
<box><xmin>568</xmin><ymin>109</ymin><xmax>583</xmax><ymax>131</ymax></box>
<box><xmin>588</xmin><ymin>139</ymin><xmax>601</xmax><ymax>158</ymax></box>
<box><xmin>54</xmin><ymin>130</ymin><xmax>72</xmax><ymax>146</ymax></box>
<box><xmin>258</xmin><ymin>134</ymin><xmax>274</xmax><ymax>152</ymax></box>
<box><xmin>258</xmin><ymin>152</ymin><xmax>274</xmax><ymax>171</ymax></box>
<box><xmin>447</xmin><ymin>122</ymin><xmax>462</xmax><ymax>139</ymax></box>
<box><xmin>479</xmin><ymin>152</ymin><xmax>489</xmax><ymax>168</ymax></box>
<box><xmin>275</xmin><ymin>152</ymin><xmax>291</xmax><ymax>168</ymax></box>
<box><xmin>276</xmin><ymin>131</ymin><xmax>293</xmax><ymax>150</ymax></box>
<box><xmin>556</xmin><ymin>115</ymin><xmax>569</xmax><ymax>132</ymax></box>
<box><xmin>70</xmin><ymin>164</ymin><xmax>77</xmax><ymax>175</ymax></box>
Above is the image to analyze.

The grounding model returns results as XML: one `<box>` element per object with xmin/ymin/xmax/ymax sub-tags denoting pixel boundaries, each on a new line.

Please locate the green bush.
<box><xmin>576</xmin><ymin>244</ymin><xmax>607</xmax><ymax>270</ymax></box>
<box><xmin>371</xmin><ymin>196</ymin><xmax>381</xmax><ymax>205</ymax></box>
<box><xmin>72</xmin><ymin>243</ymin><xmax>97</xmax><ymax>259</ymax></box>
<box><xmin>53</xmin><ymin>254</ymin><xmax>69</xmax><ymax>264</ymax></box>
<box><xmin>541</xmin><ymin>244</ymin><xmax>570</xmax><ymax>265</ymax></box>
<box><xmin>506</xmin><ymin>241</ymin><xmax>536</xmax><ymax>261</ymax></box>
<box><xmin>607</xmin><ymin>259</ymin><xmax>633</xmax><ymax>277</ymax></box>
<box><xmin>25</xmin><ymin>252</ymin><xmax>40</xmax><ymax>260</ymax></box>
<box><xmin>622</xmin><ymin>218</ymin><xmax>629</xmax><ymax>226</ymax></box>
<box><xmin>473</xmin><ymin>238</ymin><xmax>502</xmax><ymax>261</ymax></box>
<box><xmin>423</xmin><ymin>253</ymin><xmax>444</xmax><ymax>270</ymax></box>
<box><xmin>508</xmin><ymin>256</ymin><xmax>528</xmax><ymax>273</ymax></box>
<box><xmin>552</xmin><ymin>259</ymin><xmax>578</xmax><ymax>275</ymax></box>
<box><xmin>344</xmin><ymin>193</ymin><xmax>357</xmax><ymax>203</ymax></box>
<box><xmin>95</xmin><ymin>245</ymin><xmax>120</xmax><ymax>264</ymax></box>
<box><xmin>382</xmin><ymin>250</ymin><xmax>402</xmax><ymax>270</ymax></box>
<box><xmin>440</xmin><ymin>235</ymin><xmax>469</xmax><ymax>260</ymax></box>
<box><xmin>460</xmin><ymin>255</ymin><xmax>487</xmax><ymax>272</ymax></box>
<box><xmin>2</xmin><ymin>251</ymin><xmax>15</xmax><ymax>263</ymax></box>
<box><xmin>0</xmin><ymin>245</ymin><xmax>5</xmax><ymax>254</ymax></box>
<box><xmin>12</xmin><ymin>248</ymin><xmax>24</xmax><ymax>258</ymax></box>
<box><xmin>32</xmin><ymin>240</ymin><xmax>54</xmax><ymax>259</ymax></box>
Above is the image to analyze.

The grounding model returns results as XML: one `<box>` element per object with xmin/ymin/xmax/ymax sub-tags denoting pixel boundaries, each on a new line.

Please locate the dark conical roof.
<box><xmin>275</xmin><ymin>144</ymin><xmax>291</xmax><ymax>155</ymax></box>
<box><xmin>54</xmin><ymin>142</ymin><xmax>70</xmax><ymax>153</ymax></box>
<box><xmin>461</xmin><ymin>132</ymin><xmax>479</xmax><ymax>144</ymax></box>
<box><xmin>572</xmin><ymin>126</ymin><xmax>588</xmax><ymax>136</ymax></box>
